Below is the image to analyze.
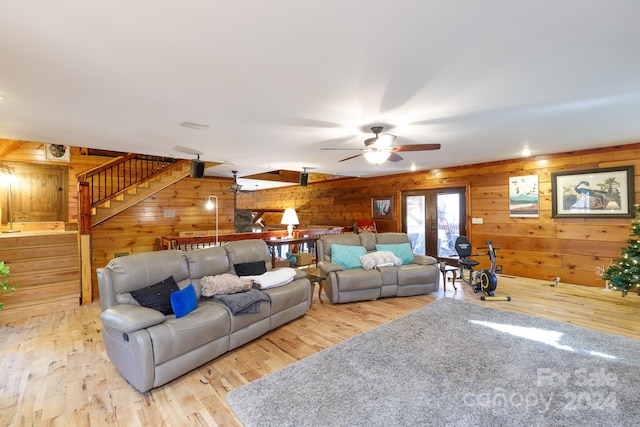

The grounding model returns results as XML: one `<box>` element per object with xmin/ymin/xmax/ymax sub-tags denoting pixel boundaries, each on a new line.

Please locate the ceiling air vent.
<box><xmin>180</xmin><ymin>121</ymin><xmax>210</xmax><ymax>130</ymax></box>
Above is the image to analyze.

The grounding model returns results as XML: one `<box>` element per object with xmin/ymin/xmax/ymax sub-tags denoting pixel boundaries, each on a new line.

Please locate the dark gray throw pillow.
<box><xmin>130</xmin><ymin>276</ymin><xmax>179</xmax><ymax>315</ymax></box>
<box><xmin>234</xmin><ymin>261</ymin><xmax>267</xmax><ymax>276</ymax></box>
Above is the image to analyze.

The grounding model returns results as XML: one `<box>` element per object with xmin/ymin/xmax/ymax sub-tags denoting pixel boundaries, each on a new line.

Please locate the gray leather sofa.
<box><xmin>97</xmin><ymin>240</ymin><xmax>311</xmax><ymax>393</ymax></box>
<box><xmin>317</xmin><ymin>232</ymin><xmax>439</xmax><ymax>303</ymax></box>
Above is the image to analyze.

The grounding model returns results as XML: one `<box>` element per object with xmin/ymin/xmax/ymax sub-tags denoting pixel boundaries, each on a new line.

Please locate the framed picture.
<box><xmin>509</xmin><ymin>175</ymin><xmax>539</xmax><ymax>218</ymax></box>
<box><xmin>551</xmin><ymin>166</ymin><xmax>635</xmax><ymax>218</ymax></box>
<box><xmin>372</xmin><ymin>196</ymin><xmax>394</xmax><ymax>220</ymax></box>
<box><xmin>45</xmin><ymin>144</ymin><xmax>71</xmax><ymax>162</ymax></box>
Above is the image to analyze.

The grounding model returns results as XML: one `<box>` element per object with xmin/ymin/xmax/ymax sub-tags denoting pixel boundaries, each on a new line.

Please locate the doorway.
<box><xmin>401</xmin><ymin>187</ymin><xmax>466</xmax><ymax>260</ymax></box>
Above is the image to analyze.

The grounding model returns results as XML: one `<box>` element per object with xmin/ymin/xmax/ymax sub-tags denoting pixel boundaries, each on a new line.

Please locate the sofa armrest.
<box><xmin>318</xmin><ymin>260</ymin><xmax>343</xmax><ymax>274</ymax></box>
<box><xmin>412</xmin><ymin>255</ymin><xmax>438</xmax><ymax>266</ymax></box>
<box><xmin>100</xmin><ymin>304</ymin><xmax>166</xmax><ymax>333</ymax></box>
<box><xmin>292</xmin><ymin>268</ymin><xmax>308</xmax><ymax>280</ymax></box>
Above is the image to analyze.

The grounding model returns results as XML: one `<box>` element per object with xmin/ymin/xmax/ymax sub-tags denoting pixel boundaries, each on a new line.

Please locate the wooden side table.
<box><xmin>306</xmin><ymin>273</ymin><xmax>325</xmax><ymax>305</ymax></box>
<box><xmin>439</xmin><ymin>264</ymin><xmax>458</xmax><ymax>292</ymax></box>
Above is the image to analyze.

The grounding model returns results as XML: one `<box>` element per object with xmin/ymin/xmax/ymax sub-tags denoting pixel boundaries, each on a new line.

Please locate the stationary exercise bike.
<box><xmin>454</xmin><ymin>237</ymin><xmax>510</xmax><ymax>301</ymax></box>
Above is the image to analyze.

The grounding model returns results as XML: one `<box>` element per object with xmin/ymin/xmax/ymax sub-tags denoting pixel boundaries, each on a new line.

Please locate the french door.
<box><xmin>401</xmin><ymin>187</ymin><xmax>466</xmax><ymax>260</ymax></box>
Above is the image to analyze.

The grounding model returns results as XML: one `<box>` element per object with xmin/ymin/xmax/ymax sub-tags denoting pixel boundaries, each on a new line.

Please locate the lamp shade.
<box><xmin>364</xmin><ymin>150</ymin><xmax>391</xmax><ymax>164</ymax></box>
<box><xmin>281</xmin><ymin>208</ymin><xmax>299</xmax><ymax>225</ymax></box>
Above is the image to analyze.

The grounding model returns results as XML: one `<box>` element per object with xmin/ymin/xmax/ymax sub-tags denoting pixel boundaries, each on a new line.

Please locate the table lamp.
<box><xmin>281</xmin><ymin>208</ymin><xmax>299</xmax><ymax>238</ymax></box>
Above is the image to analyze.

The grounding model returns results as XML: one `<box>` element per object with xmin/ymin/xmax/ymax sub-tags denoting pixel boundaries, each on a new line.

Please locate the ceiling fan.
<box><xmin>227</xmin><ymin>170</ymin><xmax>254</xmax><ymax>194</ymax></box>
<box><xmin>322</xmin><ymin>126</ymin><xmax>441</xmax><ymax>164</ymax></box>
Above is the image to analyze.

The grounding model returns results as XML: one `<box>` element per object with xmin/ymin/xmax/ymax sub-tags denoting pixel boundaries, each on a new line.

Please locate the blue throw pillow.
<box><xmin>331</xmin><ymin>244</ymin><xmax>367</xmax><ymax>270</ymax></box>
<box><xmin>375</xmin><ymin>243</ymin><xmax>414</xmax><ymax>265</ymax></box>
<box><xmin>170</xmin><ymin>284</ymin><xmax>197</xmax><ymax>318</ymax></box>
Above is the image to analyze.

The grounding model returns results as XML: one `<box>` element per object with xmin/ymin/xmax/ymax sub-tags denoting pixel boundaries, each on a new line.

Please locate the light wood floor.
<box><xmin>1</xmin><ymin>275</ymin><xmax>638</xmax><ymax>426</ymax></box>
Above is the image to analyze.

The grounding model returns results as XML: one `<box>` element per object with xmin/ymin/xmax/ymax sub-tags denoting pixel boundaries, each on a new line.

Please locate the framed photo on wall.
<box><xmin>45</xmin><ymin>144</ymin><xmax>71</xmax><ymax>162</ymax></box>
<box><xmin>509</xmin><ymin>175</ymin><xmax>539</xmax><ymax>218</ymax></box>
<box><xmin>372</xmin><ymin>196</ymin><xmax>394</xmax><ymax>220</ymax></box>
<box><xmin>551</xmin><ymin>165</ymin><xmax>635</xmax><ymax>218</ymax></box>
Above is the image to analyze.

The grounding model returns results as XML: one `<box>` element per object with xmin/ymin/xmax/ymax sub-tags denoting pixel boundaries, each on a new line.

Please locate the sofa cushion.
<box><xmin>375</xmin><ymin>243</ymin><xmax>414</xmax><ymax>265</ymax></box>
<box><xmin>107</xmin><ymin>250</ymin><xmax>189</xmax><ymax>297</ymax></box>
<box><xmin>358</xmin><ymin>231</ymin><xmax>377</xmax><ymax>251</ymax></box>
<box><xmin>234</xmin><ymin>260</ymin><xmax>267</xmax><ymax>276</ymax></box>
<box><xmin>264</xmin><ymin>280</ymin><xmax>308</xmax><ymax>313</ymax></box>
<box><xmin>130</xmin><ymin>276</ymin><xmax>179</xmax><ymax>315</ymax></box>
<box><xmin>184</xmin><ymin>246</ymin><xmax>230</xmax><ymax>279</ymax></box>
<box><xmin>170</xmin><ymin>284</ymin><xmax>197</xmax><ymax>318</ymax></box>
<box><xmin>335</xmin><ymin>268</ymin><xmax>383</xmax><ymax>291</ymax></box>
<box><xmin>331</xmin><ymin>244</ymin><xmax>367</xmax><ymax>269</ymax></box>
<box><xmin>359</xmin><ymin>251</ymin><xmax>402</xmax><ymax>270</ymax></box>
<box><xmin>225</xmin><ymin>240</ymin><xmax>273</xmax><ymax>273</ymax></box>
<box><xmin>148</xmin><ymin>302</ymin><xmax>231</xmax><ymax>365</ymax></box>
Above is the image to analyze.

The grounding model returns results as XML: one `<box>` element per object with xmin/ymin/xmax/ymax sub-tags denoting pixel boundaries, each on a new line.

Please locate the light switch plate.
<box><xmin>472</xmin><ymin>217</ymin><xmax>483</xmax><ymax>224</ymax></box>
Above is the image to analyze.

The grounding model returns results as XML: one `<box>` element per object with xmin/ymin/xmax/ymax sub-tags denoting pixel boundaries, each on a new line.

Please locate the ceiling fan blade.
<box><xmin>388</xmin><ymin>152</ymin><xmax>403</xmax><ymax>162</ymax></box>
<box><xmin>392</xmin><ymin>143</ymin><xmax>441</xmax><ymax>152</ymax></box>
<box><xmin>338</xmin><ymin>153</ymin><xmax>364</xmax><ymax>162</ymax></box>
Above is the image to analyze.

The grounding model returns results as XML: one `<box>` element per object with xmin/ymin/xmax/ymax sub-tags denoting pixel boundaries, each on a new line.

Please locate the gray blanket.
<box><xmin>212</xmin><ymin>289</ymin><xmax>270</xmax><ymax>315</ymax></box>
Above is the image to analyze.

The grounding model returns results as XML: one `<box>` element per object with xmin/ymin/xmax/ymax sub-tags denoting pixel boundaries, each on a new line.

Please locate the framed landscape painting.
<box><xmin>509</xmin><ymin>175</ymin><xmax>539</xmax><ymax>217</ymax></box>
<box><xmin>551</xmin><ymin>166</ymin><xmax>634</xmax><ymax>218</ymax></box>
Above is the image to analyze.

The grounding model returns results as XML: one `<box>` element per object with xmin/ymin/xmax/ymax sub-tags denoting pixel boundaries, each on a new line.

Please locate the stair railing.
<box><xmin>76</xmin><ymin>153</ymin><xmax>182</xmax><ymax>208</ymax></box>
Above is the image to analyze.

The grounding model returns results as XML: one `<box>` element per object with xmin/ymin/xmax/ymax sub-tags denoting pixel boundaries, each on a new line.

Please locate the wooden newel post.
<box><xmin>78</xmin><ymin>181</ymin><xmax>92</xmax><ymax>234</ymax></box>
<box><xmin>78</xmin><ymin>181</ymin><xmax>92</xmax><ymax>304</ymax></box>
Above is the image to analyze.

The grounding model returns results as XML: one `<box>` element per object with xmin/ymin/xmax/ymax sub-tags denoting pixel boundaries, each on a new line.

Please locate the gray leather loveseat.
<box><xmin>317</xmin><ymin>232</ymin><xmax>439</xmax><ymax>303</ymax></box>
<box><xmin>97</xmin><ymin>240</ymin><xmax>311</xmax><ymax>392</ymax></box>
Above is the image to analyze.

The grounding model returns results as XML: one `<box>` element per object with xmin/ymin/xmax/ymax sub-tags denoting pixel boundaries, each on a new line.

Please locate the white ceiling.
<box><xmin>2</xmin><ymin>1</ymin><xmax>640</xmax><ymax>189</ymax></box>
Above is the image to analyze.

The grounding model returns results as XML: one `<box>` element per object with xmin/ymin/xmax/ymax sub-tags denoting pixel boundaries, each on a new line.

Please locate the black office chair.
<box><xmin>454</xmin><ymin>236</ymin><xmax>480</xmax><ymax>284</ymax></box>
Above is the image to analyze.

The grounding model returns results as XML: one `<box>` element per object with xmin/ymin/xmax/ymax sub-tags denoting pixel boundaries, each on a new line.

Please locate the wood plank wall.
<box><xmin>0</xmin><ymin>232</ymin><xmax>80</xmax><ymax>322</ymax></box>
<box><xmin>237</xmin><ymin>143</ymin><xmax>640</xmax><ymax>288</ymax></box>
<box><xmin>3</xmin><ymin>139</ymin><xmax>640</xmax><ymax>297</ymax></box>
<box><xmin>89</xmin><ymin>177</ymin><xmax>238</xmax><ymax>295</ymax></box>
<box><xmin>1</xmin><ymin>141</ymin><xmax>108</xmax><ymax>223</ymax></box>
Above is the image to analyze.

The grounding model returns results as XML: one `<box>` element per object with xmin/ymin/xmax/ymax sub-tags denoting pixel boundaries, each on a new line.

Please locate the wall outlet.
<box><xmin>164</xmin><ymin>210</ymin><xmax>176</xmax><ymax>218</ymax></box>
<box><xmin>471</xmin><ymin>217</ymin><xmax>483</xmax><ymax>224</ymax></box>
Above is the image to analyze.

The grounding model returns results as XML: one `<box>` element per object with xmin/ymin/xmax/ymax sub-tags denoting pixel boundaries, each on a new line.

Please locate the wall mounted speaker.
<box><xmin>299</xmin><ymin>172</ymin><xmax>309</xmax><ymax>186</ymax></box>
<box><xmin>190</xmin><ymin>159</ymin><xmax>205</xmax><ymax>178</ymax></box>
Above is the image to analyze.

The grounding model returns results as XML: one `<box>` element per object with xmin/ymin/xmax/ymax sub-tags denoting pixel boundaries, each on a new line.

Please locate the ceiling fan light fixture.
<box><xmin>364</xmin><ymin>150</ymin><xmax>391</xmax><ymax>164</ymax></box>
<box><xmin>375</xmin><ymin>134</ymin><xmax>396</xmax><ymax>148</ymax></box>
<box><xmin>229</xmin><ymin>182</ymin><xmax>242</xmax><ymax>192</ymax></box>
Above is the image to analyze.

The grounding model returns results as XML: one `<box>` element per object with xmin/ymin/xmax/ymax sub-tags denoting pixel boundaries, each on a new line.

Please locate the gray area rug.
<box><xmin>227</xmin><ymin>298</ymin><xmax>640</xmax><ymax>426</ymax></box>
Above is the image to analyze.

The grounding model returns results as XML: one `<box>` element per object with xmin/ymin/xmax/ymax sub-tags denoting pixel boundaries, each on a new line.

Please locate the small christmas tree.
<box><xmin>602</xmin><ymin>203</ymin><xmax>640</xmax><ymax>296</ymax></box>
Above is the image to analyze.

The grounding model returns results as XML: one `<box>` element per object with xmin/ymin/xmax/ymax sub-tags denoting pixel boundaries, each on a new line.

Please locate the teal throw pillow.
<box><xmin>375</xmin><ymin>243</ymin><xmax>414</xmax><ymax>265</ymax></box>
<box><xmin>170</xmin><ymin>284</ymin><xmax>197</xmax><ymax>318</ymax></box>
<box><xmin>331</xmin><ymin>244</ymin><xmax>367</xmax><ymax>270</ymax></box>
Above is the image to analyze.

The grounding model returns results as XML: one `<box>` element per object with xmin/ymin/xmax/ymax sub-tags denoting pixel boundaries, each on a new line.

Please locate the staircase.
<box><xmin>76</xmin><ymin>154</ymin><xmax>192</xmax><ymax>227</ymax></box>
<box><xmin>91</xmin><ymin>160</ymin><xmax>191</xmax><ymax>225</ymax></box>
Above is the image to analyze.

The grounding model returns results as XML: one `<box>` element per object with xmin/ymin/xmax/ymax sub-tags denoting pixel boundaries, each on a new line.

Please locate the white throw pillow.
<box><xmin>359</xmin><ymin>251</ymin><xmax>402</xmax><ymax>270</ymax></box>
